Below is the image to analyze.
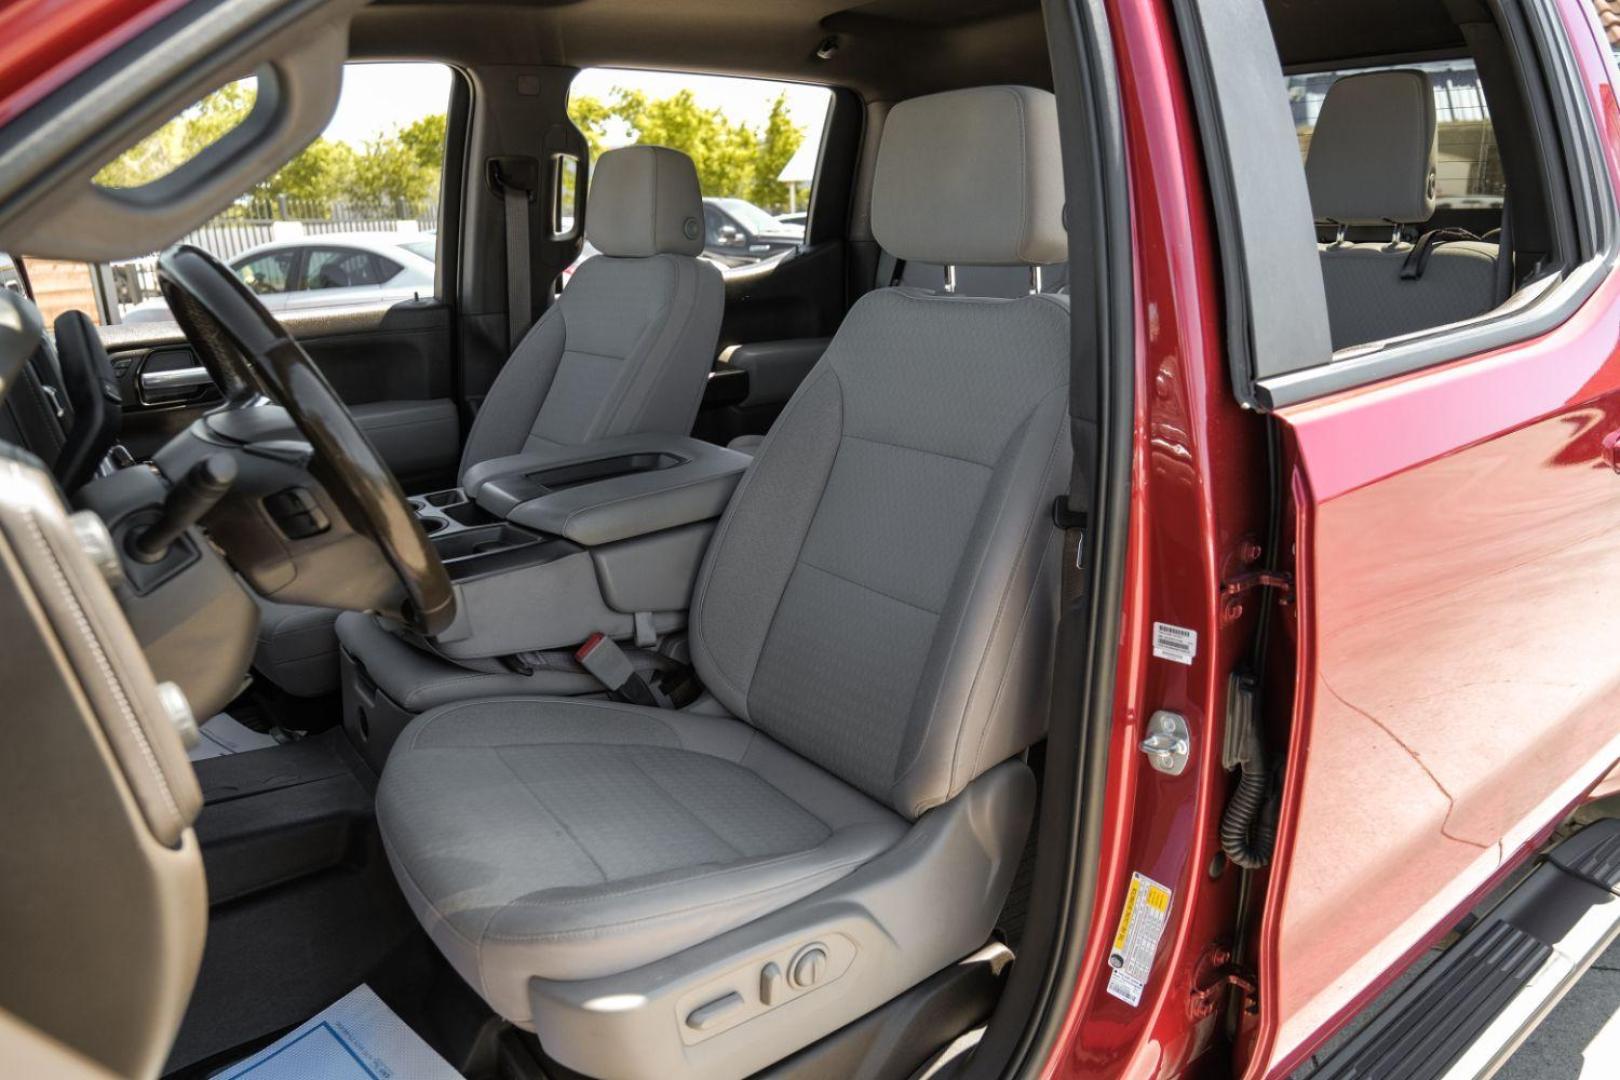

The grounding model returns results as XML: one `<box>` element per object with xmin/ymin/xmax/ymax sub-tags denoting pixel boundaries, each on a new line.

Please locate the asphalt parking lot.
<box><xmin>1498</xmin><ymin>937</ymin><xmax>1620</xmax><ymax>1079</ymax></box>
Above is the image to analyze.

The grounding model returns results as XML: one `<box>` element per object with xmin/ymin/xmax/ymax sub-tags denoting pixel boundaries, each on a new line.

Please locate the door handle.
<box><xmin>138</xmin><ymin>366</ymin><xmax>214</xmax><ymax>394</ymax></box>
<box><xmin>1604</xmin><ymin>431</ymin><xmax>1620</xmax><ymax>475</ymax></box>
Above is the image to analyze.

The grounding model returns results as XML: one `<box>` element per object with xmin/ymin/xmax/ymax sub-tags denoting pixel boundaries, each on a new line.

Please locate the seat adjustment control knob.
<box><xmin>789</xmin><ymin>944</ymin><xmax>829</xmax><ymax>989</ymax></box>
<box><xmin>685</xmin><ymin>990</ymin><xmax>742</xmax><ymax>1032</ymax></box>
<box><xmin>760</xmin><ymin>961</ymin><xmax>783</xmax><ymax>1005</ymax></box>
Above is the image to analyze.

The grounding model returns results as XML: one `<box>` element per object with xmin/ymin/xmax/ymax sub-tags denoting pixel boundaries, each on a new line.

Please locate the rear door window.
<box><xmin>302</xmin><ymin>248</ymin><xmax>387</xmax><ymax>290</ymax></box>
<box><xmin>234</xmin><ymin>250</ymin><xmax>298</xmax><ymax>294</ymax></box>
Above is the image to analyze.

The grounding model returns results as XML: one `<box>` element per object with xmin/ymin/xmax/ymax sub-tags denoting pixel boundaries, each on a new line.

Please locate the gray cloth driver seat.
<box><xmin>254</xmin><ymin>144</ymin><xmax>724</xmax><ymax>696</ymax></box>
<box><xmin>376</xmin><ymin>85</ymin><xmax>1072</xmax><ymax>1080</ymax></box>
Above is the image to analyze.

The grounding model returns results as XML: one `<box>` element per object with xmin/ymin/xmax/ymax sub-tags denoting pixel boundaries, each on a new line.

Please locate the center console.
<box><xmin>400</xmin><ymin>433</ymin><xmax>751</xmax><ymax>662</ymax></box>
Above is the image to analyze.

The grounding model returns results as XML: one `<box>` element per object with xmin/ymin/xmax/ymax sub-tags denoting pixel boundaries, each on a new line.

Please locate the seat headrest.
<box><xmin>1306</xmin><ymin>70</ymin><xmax>1437</xmax><ymax>226</ymax></box>
<box><xmin>871</xmin><ymin>85</ymin><xmax>1065</xmax><ymax>267</ymax></box>
<box><xmin>586</xmin><ymin>145</ymin><xmax>705</xmax><ymax>258</ymax></box>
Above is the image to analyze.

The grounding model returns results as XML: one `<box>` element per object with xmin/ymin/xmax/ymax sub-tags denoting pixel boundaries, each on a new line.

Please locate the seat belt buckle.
<box><xmin>575</xmin><ymin>632</ymin><xmax>670</xmax><ymax>708</ymax></box>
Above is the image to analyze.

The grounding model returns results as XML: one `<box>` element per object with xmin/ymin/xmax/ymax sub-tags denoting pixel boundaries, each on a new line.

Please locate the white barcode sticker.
<box><xmin>1105</xmin><ymin>871</ymin><xmax>1174</xmax><ymax>1007</ymax></box>
<box><xmin>1152</xmin><ymin>622</ymin><xmax>1197</xmax><ymax>665</ymax></box>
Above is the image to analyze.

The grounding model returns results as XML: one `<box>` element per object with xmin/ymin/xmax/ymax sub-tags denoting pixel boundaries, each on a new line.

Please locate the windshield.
<box><xmin>711</xmin><ymin>198</ymin><xmax>793</xmax><ymax>234</ymax></box>
<box><xmin>401</xmin><ymin>239</ymin><xmax>437</xmax><ymax>261</ymax></box>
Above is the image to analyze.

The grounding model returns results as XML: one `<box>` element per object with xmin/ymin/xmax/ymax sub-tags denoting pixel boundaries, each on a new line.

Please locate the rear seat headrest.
<box><xmin>586</xmin><ymin>145</ymin><xmax>705</xmax><ymax>258</ymax></box>
<box><xmin>1306</xmin><ymin>70</ymin><xmax>1438</xmax><ymax>227</ymax></box>
<box><xmin>871</xmin><ymin>85</ymin><xmax>1066</xmax><ymax>267</ymax></box>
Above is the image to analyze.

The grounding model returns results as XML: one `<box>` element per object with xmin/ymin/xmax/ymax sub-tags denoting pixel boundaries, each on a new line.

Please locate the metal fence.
<box><xmin>108</xmin><ymin>196</ymin><xmax>438</xmax><ymax>315</ymax></box>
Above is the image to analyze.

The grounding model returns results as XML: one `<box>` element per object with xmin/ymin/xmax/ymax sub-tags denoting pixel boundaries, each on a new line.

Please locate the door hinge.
<box><xmin>1190</xmin><ymin>944</ymin><xmax>1259</xmax><ymax>1019</ymax></box>
<box><xmin>1220</xmin><ymin>569</ymin><xmax>1293</xmax><ymax>625</ymax></box>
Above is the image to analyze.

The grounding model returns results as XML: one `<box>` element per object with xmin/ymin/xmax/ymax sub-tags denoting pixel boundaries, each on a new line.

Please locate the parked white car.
<box><xmin>122</xmin><ymin>232</ymin><xmax>437</xmax><ymax>323</ymax></box>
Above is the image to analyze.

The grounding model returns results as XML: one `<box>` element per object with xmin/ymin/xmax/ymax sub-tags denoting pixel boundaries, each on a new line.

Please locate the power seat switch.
<box><xmin>685</xmin><ymin>991</ymin><xmax>743</xmax><ymax>1032</ymax></box>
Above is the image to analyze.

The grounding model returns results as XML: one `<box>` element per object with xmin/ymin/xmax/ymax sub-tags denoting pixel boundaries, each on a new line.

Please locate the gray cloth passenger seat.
<box><xmin>374</xmin><ymin>84</ymin><xmax>1070</xmax><ymax>1080</ymax></box>
<box><xmin>719</xmin><ymin>260</ymin><xmax>1067</xmax><ymax>460</ymax></box>
<box><xmin>255</xmin><ymin>145</ymin><xmax>724</xmax><ymax>696</ymax></box>
<box><xmin>1308</xmin><ymin>70</ymin><xmax>1500</xmax><ymax>350</ymax></box>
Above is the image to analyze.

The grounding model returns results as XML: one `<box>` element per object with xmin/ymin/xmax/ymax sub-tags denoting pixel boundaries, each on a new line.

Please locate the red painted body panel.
<box><xmin>1251</xmin><ymin>2</ymin><xmax>1620</xmax><ymax>1074</ymax></box>
<box><xmin>1046</xmin><ymin>0</ymin><xmax>1268</xmax><ymax>1076</ymax></box>
<box><xmin>7</xmin><ymin>0</ymin><xmax>1620</xmax><ymax>1077</ymax></box>
<box><xmin>0</xmin><ymin>0</ymin><xmax>187</xmax><ymax>127</ymax></box>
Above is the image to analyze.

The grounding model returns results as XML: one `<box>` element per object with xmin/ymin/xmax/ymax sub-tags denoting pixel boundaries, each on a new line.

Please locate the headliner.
<box><xmin>353</xmin><ymin>0</ymin><xmax>1468</xmax><ymax>101</ymax></box>
<box><xmin>354</xmin><ymin>0</ymin><xmax>1050</xmax><ymax>101</ymax></box>
<box><xmin>1263</xmin><ymin>0</ymin><xmax>1466</xmax><ymax>70</ymax></box>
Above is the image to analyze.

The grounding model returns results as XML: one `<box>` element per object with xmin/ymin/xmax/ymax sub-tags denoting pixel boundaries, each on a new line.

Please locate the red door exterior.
<box><xmin>1252</xmin><ymin>3</ymin><xmax>1620</xmax><ymax>1074</ymax></box>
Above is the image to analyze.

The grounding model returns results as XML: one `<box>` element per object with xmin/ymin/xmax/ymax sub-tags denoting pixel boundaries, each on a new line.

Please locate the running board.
<box><xmin>1312</xmin><ymin>818</ymin><xmax>1620</xmax><ymax>1080</ymax></box>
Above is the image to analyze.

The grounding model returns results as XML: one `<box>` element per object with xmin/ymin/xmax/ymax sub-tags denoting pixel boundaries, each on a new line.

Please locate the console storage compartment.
<box><xmin>412</xmin><ymin>434</ymin><xmax>750</xmax><ymax>662</ymax></box>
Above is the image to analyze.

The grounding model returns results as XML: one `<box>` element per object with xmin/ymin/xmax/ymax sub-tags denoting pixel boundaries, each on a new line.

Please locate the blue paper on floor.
<box><xmin>214</xmin><ymin>985</ymin><xmax>460</xmax><ymax>1079</ymax></box>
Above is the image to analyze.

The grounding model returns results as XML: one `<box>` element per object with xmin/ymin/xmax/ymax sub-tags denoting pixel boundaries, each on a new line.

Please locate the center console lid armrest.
<box><xmin>469</xmin><ymin>434</ymin><xmax>751</xmax><ymax>546</ymax></box>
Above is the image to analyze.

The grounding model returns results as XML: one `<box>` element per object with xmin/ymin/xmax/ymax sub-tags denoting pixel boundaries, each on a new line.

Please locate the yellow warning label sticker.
<box><xmin>1106</xmin><ymin>871</ymin><xmax>1173</xmax><ymax>1007</ymax></box>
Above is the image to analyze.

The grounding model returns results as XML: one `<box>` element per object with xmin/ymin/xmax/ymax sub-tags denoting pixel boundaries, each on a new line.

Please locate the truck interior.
<box><xmin>0</xmin><ymin>2</ymin><xmax>1118</xmax><ymax>1078</ymax></box>
<box><xmin>0</xmin><ymin>0</ymin><xmax>1601</xmax><ymax>1077</ymax></box>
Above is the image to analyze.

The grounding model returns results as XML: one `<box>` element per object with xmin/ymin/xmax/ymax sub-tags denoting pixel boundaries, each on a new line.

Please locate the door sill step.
<box><xmin>1311</xmin><ymin>818</ymin><xmax>1620</xmax><ymax>1080</ymax></box>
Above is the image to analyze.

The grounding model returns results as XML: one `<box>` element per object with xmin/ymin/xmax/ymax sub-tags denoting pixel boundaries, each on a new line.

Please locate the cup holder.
<box><xmin>420</xmin><ymin>516</ymin><xmax>449</xmax><ymax>535</ymax></box>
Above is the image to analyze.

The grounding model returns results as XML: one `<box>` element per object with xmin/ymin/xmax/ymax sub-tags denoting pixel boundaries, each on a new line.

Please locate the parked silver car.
<box><xmin>122</xmin><ymin>232</ymin><xmax>437</xmax><ymax>323</ymax></box>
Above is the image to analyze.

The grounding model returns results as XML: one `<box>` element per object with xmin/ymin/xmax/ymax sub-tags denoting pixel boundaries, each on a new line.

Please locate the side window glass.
<box><xmin>99</xmin><ymin>62</ymin><xmax>451</xmax><ymax>324</ymax></box>
<box><xmin>566</xmin><ymin>71</ymin><xmax>830</xmax><ymax>274</ymax></box>
<box><xmin>235</xmin><ymin>251</ymin><xmax>297</xmax><ymax>294</ymax></box>
<box><xmin>304</xmin><ymin>248</ymin><xmax>382</xmax><ymax>290</ymax></box>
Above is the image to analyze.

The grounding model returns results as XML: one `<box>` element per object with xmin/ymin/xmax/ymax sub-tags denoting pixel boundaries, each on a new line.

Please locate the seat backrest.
<box><xmin>0</xmin><ymin>337</ymin><xmax>71</xmax><ymax>476</ymax></box>
<box><xmin>1307</xmin><ymin>70</ymin><xmax>1499</xmax><ymax>349</ymax></box>
<box><xmin>1</xmin><ymin>308</ymin><xmax>124</xmax><ymax>493</ymax></box>
<box><xmin>690</xmin><ymin>85</ymin><xmax>1070</xmax><ymax>820</ymax></box>
<box><xmin>457</xmin><ymin>145</ymin><xmax>723</xmax><ymax>477</ymax></box>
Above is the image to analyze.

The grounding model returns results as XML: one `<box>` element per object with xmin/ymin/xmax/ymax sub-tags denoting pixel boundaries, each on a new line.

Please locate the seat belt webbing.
<box><xmin>503</xmin><ymin>180</ymin><xmax>533</xmax><ymax>351</ymax></box>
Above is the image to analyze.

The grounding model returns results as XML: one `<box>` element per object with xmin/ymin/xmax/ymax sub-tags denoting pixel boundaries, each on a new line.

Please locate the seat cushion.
<box><xmin>376</xmin><ymin>698</ymin><xmax>905</xmax><ymax>1024</ymax></box>
<box><xmin>335</xmin><ymin>610</ymin><xmax>665</xmax><ymax>712</ymax></box>
<box><xmin>1318</xmin><ymin>240</ymin><xmax>1498</xmax><ymax>349</ymax></box>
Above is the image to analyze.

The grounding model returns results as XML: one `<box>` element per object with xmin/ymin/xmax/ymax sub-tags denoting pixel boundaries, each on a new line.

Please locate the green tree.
<box><xmin>399</xmin><ymin>114</ymin><xmax>448</xmax><ymax>172</ymax></box>
<box><xmin>749</xmin><ymin>94</ymin><xmax>805</xmax><ymax>211</ymax></box>
<box><xmin>347</xmin><ymin>131</ymin><xmax>439</xmax><ymax>206</ymax></box>
<box><xmin>567</xmin><ymin>94</ymin><xmax>614</xmax><ymax>161</ymax></box>
<box><xmin>251</xmin><ymin>138</ymin><xmax>358</xmax><ymax>207</ymax></box>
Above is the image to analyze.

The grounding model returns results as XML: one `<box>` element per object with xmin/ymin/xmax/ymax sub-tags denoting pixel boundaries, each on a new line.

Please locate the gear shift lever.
<box><xmin>128</xmin><ymin>453</ymin><xmax>237</xmax><ymax>563</ymax></box>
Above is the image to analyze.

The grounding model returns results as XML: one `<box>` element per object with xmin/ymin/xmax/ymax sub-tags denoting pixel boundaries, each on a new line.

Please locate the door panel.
<box><xmin>1263</xmin><ymin>284</ymin><xmax>1620</xmax><ymax>1068</ymax></box>
<box><xmin>693</xmin><ymin>240</ymin><xmax>845</xmax><ymax>444</ymax></box>
<box><xmin>102</xmin><ymin>298</ymin><xmax>459</xmax><ymax>489</ymax></box>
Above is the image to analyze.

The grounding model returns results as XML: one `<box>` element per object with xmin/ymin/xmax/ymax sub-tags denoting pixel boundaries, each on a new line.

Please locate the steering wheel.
<box><xmin>155</xmin><ymin>243</ymin><xmax>455</xmax><ymax>635</ymax></box>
